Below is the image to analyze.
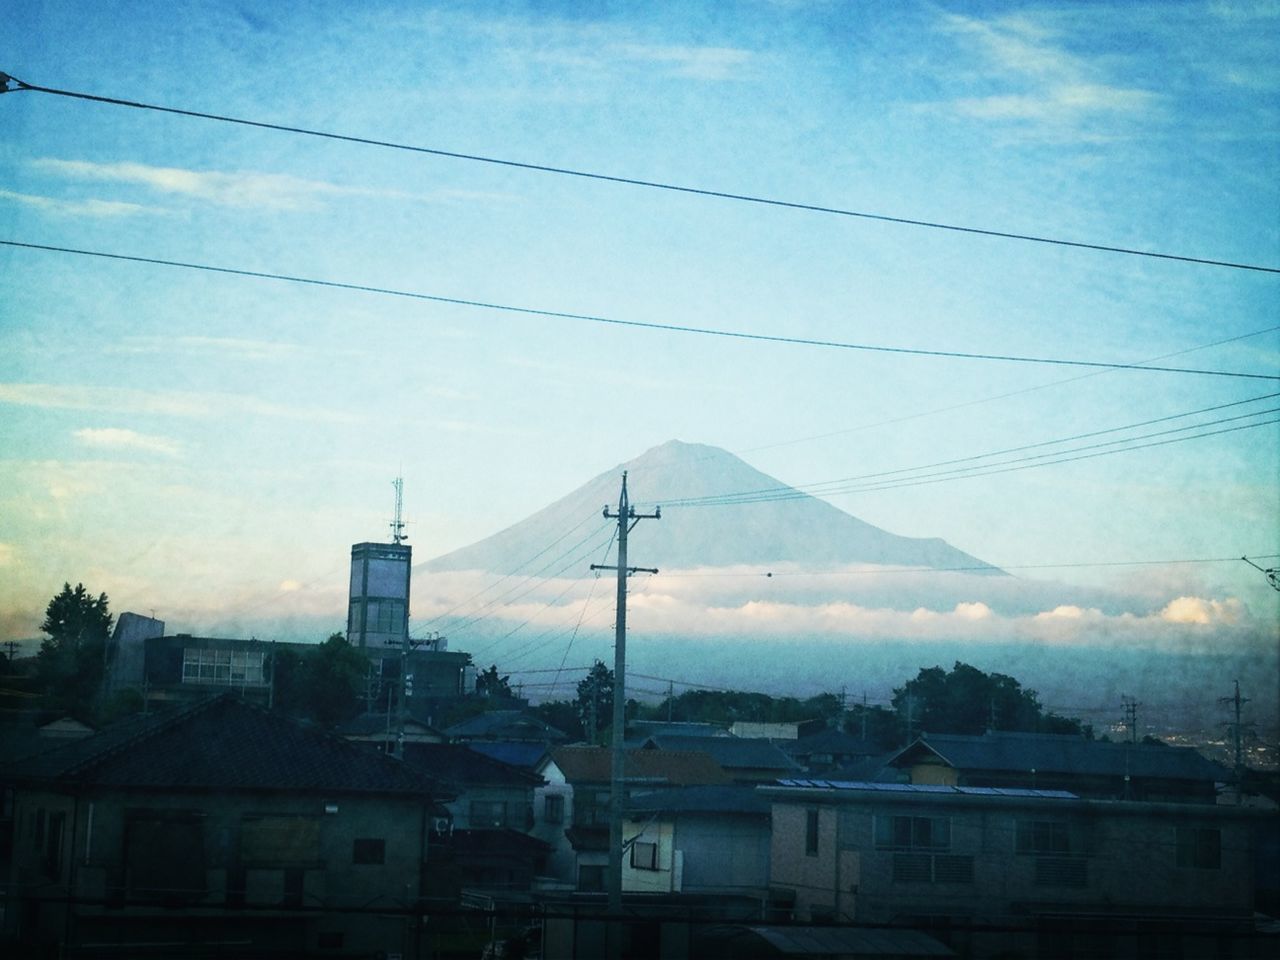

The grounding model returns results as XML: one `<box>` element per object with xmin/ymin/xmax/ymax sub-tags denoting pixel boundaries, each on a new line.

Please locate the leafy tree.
<box><xmin>476</xmin><ymin>663</ymin><xmax>514</xmax><ymax>699</ymax></box>
<box><xmin>269</xmin><ymin>635</ymin><xmax>368</xmax><ymax>728</ymax></box>
<box><xmin>576</xmin><ymin>660</ymin><xmax>613</xmax><ymax>742</ymax></box>
<box><xmin>531</xmin><ymin>699</ymin><xmax>584</xmax><ymax>741</ymax></box>
<box><xmin>35</xmin><ymin>582</ymin><xmax>113</xmax><ymax>720</ymax></box>
<box><xmin>304</xmin><ymin>633</ymin><xmax>369</xmax><ymax>727</ymax></box>
<box><xmin>892</xmin><ymin>662</ymin><xmax>1088</xmax><ymax>740</ymax></box>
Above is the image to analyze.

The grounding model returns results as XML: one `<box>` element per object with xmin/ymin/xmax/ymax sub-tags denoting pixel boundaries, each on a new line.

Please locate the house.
<box><xmin>886</xmin><ymin>731</ymin><xmax>1229</xmax><ymax>803</ymax></box>
<box><xmin>627</xmin><ymin>720</ymin><xmax>733</xmax><ymax>741</ymax></box>
<box><xmin>3</xmin><ymin>693</ymin><xmax>453</xmax><ymax>957</ymax></box>
<box><xmin>764</xmin><ymin>778</ymin><xmax>1263</xmax><ymax>959</ymax></box>
<box><xmin>622</xmin><ymin>784</ymin><xmax>772</xmax><ymax>904</ymax></box>
<box><xmin>398</xmin><ymin>742</ymin><xmax>549</xmax><ymax>892</ymax></box>
<box><xmin>778</xmin><ymin>729</ymin><xmax>884</xmax><ymax>774</ymax></box>
<box><xmin>729</xmin><ymin>719</ymin><xmax>826</xmax><ymax>740</ymax></box>
<box><xmin>339</xmin><ymin>712</ymin><xmax>445</xmax><ymax>751</ymax></box>
<box><xmin>537</xmin><ymin>746</ymin><xmax>730</xmax><ymax>891</ymax></box>
<box><xmin>638</xmin><ymin>734</ymin><xmax>801</xmax><ymax>782</ymax></box>
<box><xmin>444</xmin><ymin>709</ymin><xmax>567</xmax><ymax>743</ymax></box>
<box><xmin>465</xmin><ymin>739</ymin><xmax>551</xmax><ymax>771</ymax></box>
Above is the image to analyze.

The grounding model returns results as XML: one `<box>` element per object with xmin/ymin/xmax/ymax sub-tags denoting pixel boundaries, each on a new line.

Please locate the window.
<box><xmin>42</xmin><ymin>810</ymin><xmax>65</xmax><ymax>880</ymax></box>
<box><xmin>470</xmin><ymin>800</ymin><xmax>508</xmax><ymax>829</ymax></box>
<box><xmin>1176</xmin><ymin>827</ymin><xmax>1220</xmax><ymax>869</ymax></box>
<box><xmin>578</xmin><ymin>864</ymin><xmax>605</xmax><ymax>892</ymax></box>
<box><xmin>1016</xmin><ymin>820</ymin><xmax>1071</xmax><ymax>855</ymax></box>
<box><xmin>181</xmin><ymin>648</ymin><xmax>264</xmax><ymax>686</ymax></box>
<box><xmin>876</xmin><ymin>815</ymin><xmax>950</xmax><ymax>851</ymax></box>
<box><xmin>893</xmin><ymin>853</ymin><xmax>974</xmax><ymax>884</ymax></box>
<box><xmin>352</xmin><ymin>838</ymin><xmax>385</xmax><ymax>865</ymax></box>
<box><xmin>631</xmin><ymin>841</ymin><xmax>659</xmax><ymax>870</ymax></box>
<box><xmin>805</xmin><ymin>809</ymin><xmax>820</xmax><ymax>856</ymax></box>
<box><xmin>1035</xmin><ymin>857</ymin><xmax>1087</xmax><ymax>887</ymax></box>
<box><xmin>125</xmin><ymin>810</ymin><xmax>206</xmax><ymax>900</ymax></box>
<box><xmin>544</xmin><ymin>794</ymin><xmax>564</xmax><ymax>824</ymax></box>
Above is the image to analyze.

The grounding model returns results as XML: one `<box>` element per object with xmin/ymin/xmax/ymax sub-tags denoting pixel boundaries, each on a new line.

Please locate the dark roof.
<box><xmin>778</xmin><ymin>728</ymin><xmax>882</xmax><ymax>758</ymax></box>
<box><xmin>401</xmin><ymin>742</ymin><xmax>544</xmax><ymax>788</ymax></box>
<box><xmin>550</xmin><ymin>746</ymin><xmax>730</xmax><ymax>786</ymax></box>
<box><xmin>445</xmin><ymin>710</ymin><xmax>567</xmax><ymax>742</ymax></box>
<box><xmin>890</xmin><ymin>731</ymin><xmax>1228</xmax><ymax>781</ymax></box>
<box><xmin>451</xmin><ymin>828</ymin><xmax>551</xmax><ymax>856</ymax></box>
<box><xmin>466</xmin><ymin>740</ymin><xmax>550</xmax><ymax>770</ymax></box>
<box><xmin>626</xmin><ymin>784</ymin><xmax>770</xmax><ymax>816</ymax></box>
<box><xmin>640</xmin><ymin>735</ymin><xmax>800</xmax><ymax>773</ymax></box>
<box><xmin>774</xmin><ymin>779</ymin><xmax>1078</xmax><ymax>800</ymax></box>
<box><xmin>7</xmin><ymin>694</ymin><xmax>445</xmax><ymax>797</ymax></box>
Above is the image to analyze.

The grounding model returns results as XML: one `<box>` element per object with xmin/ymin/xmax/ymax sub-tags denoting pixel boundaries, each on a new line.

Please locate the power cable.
<box><xmin>3</xmin><ymin>72</ymin><xmax>1276</xmax><ymax>274</ymax></box>
<box><xmin>2</xmin><ymin>239</ymin><xmax>1276</xmax><ymax>380</ymax></box>
<box><xmin>660</xmin><ymin>412</ymin><xmax>1279</xmax><ymax>507</ymax></box>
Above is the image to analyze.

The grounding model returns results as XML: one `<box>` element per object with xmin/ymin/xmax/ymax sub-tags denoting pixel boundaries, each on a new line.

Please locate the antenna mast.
<box><xmin>391</xmin><ymin>477</ymin><xmax>408</xmax><ymax>544</ymax></box>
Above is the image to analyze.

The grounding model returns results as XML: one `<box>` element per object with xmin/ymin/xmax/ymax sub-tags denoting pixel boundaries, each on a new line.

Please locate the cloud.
<box><xmin>614</xmin><ymin>44</ymin><xmax>754</xmax><ymax>80</ymax></box>
<box><xmin>0</xmin><ymin>543</ymin><xmax>15</xmax><ymax>567</ymax></box>
<box><xmin>0</xmin><ymin>383</ymin><xmax>359</xmax><ymax>424</ymax></box>
<box><xmin>1160</xmin><ymin>595</ymin><xmax>1244</xmax><ymax>625</ymax></box>
<box><xmin>30</xmin><ymin>159</ymin><xmax>518</xmax><ymax>211</ymax></box>
<box><xmin>111</xmin><ymin>336</ymin><xmax>305</xmax><ymax>362</ymax></box>
<box><xmin>0</xmin><ymin>188</ymin><xmax>161</xmax><ymax>218</ymax></box>
<box><xmin>73</xmin><ymin>427</ymin><xmax>181</xmax><ymax>458</ymax></box>
<box><xmin>927</xmin><ymin>12</ymin><xmax>1159</xmax><ymax>139</ymax></box>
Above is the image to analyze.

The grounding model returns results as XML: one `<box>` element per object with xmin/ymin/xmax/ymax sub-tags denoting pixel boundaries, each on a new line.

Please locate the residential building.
<box><xmin>537</xmin><ymin>746</ymin><xmax>730</xmax><ymax>891</ymax></box>
<box><xmin>764</xmin><ymin>778</ymin><xmax>1263</xmax><ymax>959</ymax></box>
<box><xmin>622</xmin><ymin>784</ymin><xmax>771</xmax><ymax>903</ymax></box>
<box><xmin>637</xmin><ymin>734</ymin><xmax>801</xmax><ymax>782</ymax></box>
<box><xmin>3</xmin><ymin>693</ymin><xmax>452</xmax><ymax>957</ymax></box>
<box><xmin>779</xmin><ymin>728</ymin><xmax>884</xmax><ymax>774</ymax></box>
<box><xmin>445</xmin><ymin>709</ymin><xmax>567</xmax><ymax>743</ymax></box>
<box><xmin>887</xmin><ymin>731</ymin><xmax>1229</xmax><ymax>803</ymax></box>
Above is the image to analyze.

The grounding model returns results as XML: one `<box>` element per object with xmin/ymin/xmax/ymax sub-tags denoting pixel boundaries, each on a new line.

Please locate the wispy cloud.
<box><xmin>0</xmin><ymin>187</ymin><xmax>162</xmax><ymax>218</ymax></box>
<box><xmin>73</xmin><ymin>427</ymin><xmax>181</xmax><ymax>458</ymax></box>
<box><xmin>0</xmin><ymin>383</ymin><xmax>359</xmax><ymax>424</ymax></box>
<box><xmin>111</xmin><ymin>336</ymin><xmax>306</xmax><ymax>362</ymax></box>
<box><xmin>30</xmin><ymin>159</ymin><xmax>518</xmax><ymax>211</ymax></box>
<box><xmin>613</xmin><ymin>44</ymin><xmax>754</xmax><ymax>80</ymax></box>
<box><xmin>925</xmin><ymin>12</ymin><xmax>1159</xmax><ymax>140</ymax></box>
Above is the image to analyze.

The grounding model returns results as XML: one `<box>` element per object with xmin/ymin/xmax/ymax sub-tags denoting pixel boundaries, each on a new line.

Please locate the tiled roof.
<box><xmin>550</xmin><ymin>746</ymin><xmax>730</xmax><ymax>786</ymax></box>
<box><xmin>774</xmin><ymin>779</ymin><xmax>1078</xmax><ymax>800</ymax></box>
<box><xmin>445</xmin><ymin>710</ymin><xmax>567</xmax><ymax>741</ymax></box>
<box><xmin>401</xmin><ymin>742</ymin><xmax>544</xmax><ymax>788</ymax></box>
<box><xmin>640</xmin><ymin>735</ymin><xmax>801</xmax><ymax>773</ymax></box>
<box><xmin>778</xmin><ymin>728</ymin><xmax>881</xmax><ymax>758</ymax></box>
<box><xmin>466</xmin><ymin>740</ymin><xmax>550</xmax><ymax>770</ymax></box>
<box><xmin>7</xmin><ymin>694</ymin><xmax>445</xmax><ymax>796</ymax></box>
<box><xmin>626</xmin><ymin>784</ymin><xmax>770</xmax><ymax>816</ymax></box>
<box><xmin>891</xmin><ymin>731</ymin><xmax>1228</xmax><ymax>781</ymax></box>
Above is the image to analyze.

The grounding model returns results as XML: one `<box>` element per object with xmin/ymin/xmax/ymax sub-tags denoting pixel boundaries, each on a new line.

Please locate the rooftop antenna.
<box><xmin>390</xmin><ymin>476</ymin><xmax>408</xmax><ymax>544</ymax></box>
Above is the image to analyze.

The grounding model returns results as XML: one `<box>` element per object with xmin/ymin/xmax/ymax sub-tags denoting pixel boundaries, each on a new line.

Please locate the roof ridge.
<box><xmin>61</xmin><ymin>692</ymin><xmax>231</xmax><ymax>778</ymax></box>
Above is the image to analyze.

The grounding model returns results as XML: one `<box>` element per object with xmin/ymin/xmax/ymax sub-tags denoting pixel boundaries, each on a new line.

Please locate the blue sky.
<box><xmin>2</xmin><ymin>2</ymin><xmax>1277</xmax><ymax>714</ymax></box>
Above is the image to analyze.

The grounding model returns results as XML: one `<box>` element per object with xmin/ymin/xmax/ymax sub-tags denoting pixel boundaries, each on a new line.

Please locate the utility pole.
<box><xmin>860</xmin><ymin>692</ymin><xmax>868</xmax><ymax>741</ymax></box>
<box><xmin>590</xmin><ymin>472</ymin><xmax>659</xmax><ymax>930</ymax></box>
<box><xmin>1121</xmin><ymin>696</ymin><xmax>1140</xmax><ymax>743</ymax></box>
<box><xmin>1219</xmin><ymin>680</ymin><xmax>1253</xmax><ymax>803</ymax></box>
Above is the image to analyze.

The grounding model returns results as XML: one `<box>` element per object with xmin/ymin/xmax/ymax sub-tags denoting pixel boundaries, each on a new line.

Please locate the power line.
<box><xmin>664</xmin><ymin>393</ymin><xmax>1280</xmax><ymax>506</ymax></box>
<box><xmin>3</xmin><ymin>239</ymin><xmax>1276</xmax><ymax>381</ymax></box>
<box><xmin>3</xmin><ymin>72</ymin><xmax>1277</xmax><ymax>274</ymax></box>
<box><xmin>660</xmin><ymin>412</ymin><xmax>1279</xmax><ymax>507</ymax></box>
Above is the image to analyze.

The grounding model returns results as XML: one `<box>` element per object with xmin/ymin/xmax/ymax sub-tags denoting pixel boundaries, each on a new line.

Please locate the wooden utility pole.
<box><xmin>590</xmin><ymin>472</ymin><xmax>659</xmax><ymax>930</ymax></box>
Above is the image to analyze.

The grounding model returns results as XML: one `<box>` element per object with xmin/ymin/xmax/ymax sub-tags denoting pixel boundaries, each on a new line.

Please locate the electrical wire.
<box><xmin>658</xmin><ymin>412</ymin><xmax>1279</xmax><ymax>508</ymax></box>
<box><xmin>2</xmin><ymin>240</ymin><xmax>1275</xmax><ymax>380</ymax></box>
<box><xmin>3</xmin><ymin>72</ymin><xmax>1277</xmax><ymax>274</ymax></box>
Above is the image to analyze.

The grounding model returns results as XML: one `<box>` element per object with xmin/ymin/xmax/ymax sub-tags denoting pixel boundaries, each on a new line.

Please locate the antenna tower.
<box><xmin>390</xmin><ymin>477</ymin><xmax>408</xmax><ymax>544</ymax></box>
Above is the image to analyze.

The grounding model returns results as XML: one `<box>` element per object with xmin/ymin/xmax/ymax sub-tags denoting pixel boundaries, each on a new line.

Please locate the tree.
<box><xmin>531</xmin><ymin>699</ymin><xmax>584</xmax><ymax>741</ymax></box>
<box><xmin>576</xmin><ymin>660</ymin><xmax>613</xmax><ymax>742</ymax></box>
<box><xmin>36</xmin><ymin>582</ymin><xmax>113</xmax><ymax>720</ymax></box>
<box><xmin>892</xmin><ymin>661</ymin><xmax>1089</xmax><ymax>740</ymax></box>
<box><xmin>476</xmin><ymin>663</ymin><xmax>514</xmax><ymax>699</ymax></box>
<box><xmin>269</xmin><ymin>634</ymin><xmax>368</xmax><ymax>728</ymax></box>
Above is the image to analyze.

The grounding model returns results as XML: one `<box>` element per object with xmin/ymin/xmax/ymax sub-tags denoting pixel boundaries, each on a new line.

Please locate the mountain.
<box><xmin>421</xmin><ymin>440</ymin><xmax>1002</xmax><ymax>574</ymax></box>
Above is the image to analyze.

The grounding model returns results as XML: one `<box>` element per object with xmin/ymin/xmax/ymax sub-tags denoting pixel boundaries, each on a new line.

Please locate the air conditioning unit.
<box><xmin>432</xmin><ymin>817</ymin><xmax>453</xmax><ymax>835</ymax></box>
